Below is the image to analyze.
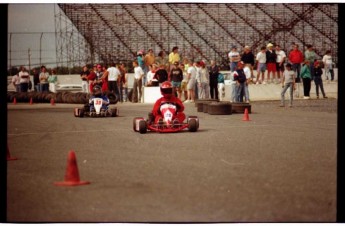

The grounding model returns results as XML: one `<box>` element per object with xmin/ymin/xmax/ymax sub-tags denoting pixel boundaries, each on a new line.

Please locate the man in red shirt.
<box><xmin>288</xmin><ymin>44</ymin><xmax>304</xmax><ymax>82</ymax></box>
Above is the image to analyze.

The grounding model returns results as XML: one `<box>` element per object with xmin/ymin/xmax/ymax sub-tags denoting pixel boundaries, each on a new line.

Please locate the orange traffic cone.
<box><xmin>242</xmin><ymin>108</ymin><xmax>250</xmax><ymax>121</ymax></box>
<box><xmin>7</xmin><ymin>145</ymin><xmax>18</xmax><ymax>161</ymax></box>
<box><xmin>50</xmin><ymin>98</ymin><xmax>55</xmax><ymax>106</ymax></box>
<box><xmin>54</xmin><ymin>150</ymin><xmax>90</xmax><ymax>186</ymax></box>
<box><xmin>13</xmin><ymin>97</ymin><xmax>17</xmax><ymax>105</ymax></box>
<box><xmin>29</xmin><ymin>97</ymin><xmax>33</xmax><ymax>105</ymax></box>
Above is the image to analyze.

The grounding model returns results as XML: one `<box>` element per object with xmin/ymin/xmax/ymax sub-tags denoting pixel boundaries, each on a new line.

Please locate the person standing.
<box><xmin>80</xmin><ymin>65</ymin><xmax>90</xmax><ymax>93</ymax></box>
<box><xmin>155</xmin><ymin>64</ymin><xmax>168</xmax><ymax>85</ymax></box>
<box><xmin>168</xmin><ymin>46</ymin><xmax>180</xmax><ymax>72</ymax></box>
<box><xmin>241</xmin><ymin>45</ymin><xmax>255</xmax><ymax>82</ymax></box>
<box><xmin>19</xmin><ymin>66</ymin><xmax>31</xmax><ymax>92</ymax></box>
<box><xmin>313</xmin><ymin>61</ymin><xmax>328</xmax><ymax>99</ymax></box>
<box><xmin>155</xmin><ymin>50</ymin><xmax>168</xmax><ymax>68</ymax></box>
<box><xmin>233</xmin><ymin>61</ymin><xmax>247</xmax><ymax>102</ymax></box>
<box><xmin>119</xmin><ymin>62</ymin><xmax>128</xmax><ymax>102</ymax></box>
<box><xmin>196</xmin><ymin>61</ymin><xmax>210</xmax><ymax>99</ymax></box>
<box><xmin>304</xmin><ymin>44</ymin><xmax>316</xmax><ymax>80</ymax></box>
<box><xmin>228</xmin><ymin>45</ymin><xmax>240</xmax><ymax>72</ymax></box>
<box><xmin>275</xmin><ymin>44</ymin><xmax>286</xmax><ymax>83</ymax></box>
<box><xmin>280</xmin><ymin>63</ymin><xmax>296</xmax><ymax>107</ymax></box>
<box><xmin>143</xmin><ymin>49</ymin><xmax>155</xmax><ymax>86</ymax></box>
<box><xmin>300</xmin><ymin>60</ymin><xmax>312</xmax><ymax>99</ymax></box>
<box><xmin>169</xmin><ymin>61</ymin><xmax>184</xmax><ymax>99</ymax></box>
<box><xmin>288</xmin><ymin>44</ymin><xmax>304</xmax><ymax>83</ymax></box>
<box><xmin>186</xmin><ymin>60</ymin><xmax>197</xmax><ymax>103</ymax></box>
<box><xmin>255</xmin><ymin>46</ymin><xmax>267</xmax><ymax>84</ymax></box>
<box><xmin>208</xmin><ymin>60</ymin><xmax>219</xmax><ymax>100</ymax></box>
<box><xmin>132</xmin><ymin>61</ymin><xmax>144</xmax><ymax>103</ymax></box>
<box><xmin>32</xmin><ymin>68</ymin><xmax>40</xmax><ymax>91</ymax></box>
<box><xmin>87</xmin><ymin>65</ymin><xmax>97</xmax><ymax>93</ymax></box>
<box><xmin>39</xmin><ymin>65</ymin><xmax>50</xmax><ymax>92</ymax></box>
<box><xmin>266</xmin><ymin>43</ymin><xmax>277</xmax><ymax>84</ymax></box>
<box><xmin>11</xmin><ymin>73</ymin><xmax>21</xmax><ymax>92</ymax></box>
<box><xmin>103</xmin><ymin>62</ymin><xmax>121</xmax><ymax>100</ymax></box>
<box><xmin>48</xmin><ymin>69</ymin><xmax>58</xmax><ymax>93</ymax></box>
<box><xmin>322</xmin><ymin>50</ymin><xmax>334</xmax><ymax>81</ymax></box>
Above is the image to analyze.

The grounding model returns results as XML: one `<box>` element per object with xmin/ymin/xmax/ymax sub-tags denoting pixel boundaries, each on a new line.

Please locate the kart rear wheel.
<box><xmin>188</xmin><ymin>118</ymin><xmax>198</xmax><ymax>132</ymax></box>
<box><xmin>139</xmin><ymin>120</ymin><xmax>147</xmax><ymax>134</ymax></box>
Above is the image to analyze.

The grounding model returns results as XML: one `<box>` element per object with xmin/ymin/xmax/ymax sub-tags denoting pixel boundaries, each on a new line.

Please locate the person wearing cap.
<box><xmin>266</xmin><ymin>43</ymin><xmax>277</xmax><ymax>84</ymax></box>
<box><xmin>241</xmin><ymin>46</ymin><xmax>255</xmax><ymax>83</ymax></box>
<box><xmin>228</xmin><ymin>46</ymin><xmax>240</xmax><ymax>72</ymax></box>
<box><xmin>288</xmin><ymin>44</ymin><xmax>304</xmax><ymax>83</ymax></box>
<box><xmin>169</xmin><ymin>61</ymin><xmax>184</xmax><ymax>98</ymax></box>
<box><xmin>233</xmin><ymin>61</ymin><xmax>247</xmax><ymax>102</ymax></box>
<box><xmin>275</xmin><ymin>44</ymin><xmax>286</xmax><ymax>84</ymax></box>
<box><xmin>280</xmin><ymin>63</ymin><xmax>296</xmax><ymax>107</ymax></box>
<box><xmin>304</xmin><ymin>44</ymin><xmax>316</xmax><ymax>80</ymax></box>
<box><xmin>313</xmin><ymin>60</ymin><xmax>327</xmax><ymax>99</ymax></box>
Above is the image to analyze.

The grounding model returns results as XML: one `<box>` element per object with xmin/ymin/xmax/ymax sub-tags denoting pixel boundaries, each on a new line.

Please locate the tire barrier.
<box><xmin>207</xmin><ymin>102</ymin><xmax>232</xmax><ymax>115</ymax></box>
<box><xmin>194</xmin><ymin>98</ymin><xmax>219</xmax><ymax>108</ymax></box>
<box><xmin>231</xmin><ymin>103</ymin><xmax>251</xmax><ymax>114</ymax></box>
<box><xmin>7</xmin><ymin>91</ymin><xmax>119</xmax><ymax>105</ymax></box>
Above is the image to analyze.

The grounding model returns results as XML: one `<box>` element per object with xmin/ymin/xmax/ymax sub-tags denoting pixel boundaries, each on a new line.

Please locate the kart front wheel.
<box><xmin>188</xmin><ymin>118</ymin><xmax>198</xmax><ymax>132</ymax></box>
<box><xmin>139</xmin><ymin>120</ymin><xmax>147</xmax><ymax>134</ymax></box>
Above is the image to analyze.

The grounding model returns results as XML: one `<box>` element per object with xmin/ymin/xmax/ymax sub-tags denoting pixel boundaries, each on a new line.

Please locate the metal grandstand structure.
<box><xmin>55</xmin><ymin>3</ymin><xmax>338</xmax><ymax>70</ymax></box>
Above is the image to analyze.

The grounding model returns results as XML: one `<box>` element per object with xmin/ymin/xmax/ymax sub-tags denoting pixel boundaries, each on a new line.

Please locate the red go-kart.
<box><xmin>133</xmin><ymin>102</ymin><xmax>199</xmax><ymax>134</ymax></box>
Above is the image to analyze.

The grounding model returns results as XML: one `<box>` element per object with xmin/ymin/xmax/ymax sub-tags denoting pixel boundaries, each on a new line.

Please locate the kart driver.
<box><xmin>151</xmin><ymin>81</ymin><xmax>186</xmax><ymax>124</ymax></box>
<box><xmin>89</xmin><ymin>85</ymin><xmax>110</xmax><ymax>112</ymax></box>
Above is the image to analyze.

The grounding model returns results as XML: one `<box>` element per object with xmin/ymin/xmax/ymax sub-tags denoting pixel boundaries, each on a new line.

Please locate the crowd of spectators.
<box><xmin>10</xmin><ymin>43</ymin><xmax>335</xmax><ymax>104</ymax></box>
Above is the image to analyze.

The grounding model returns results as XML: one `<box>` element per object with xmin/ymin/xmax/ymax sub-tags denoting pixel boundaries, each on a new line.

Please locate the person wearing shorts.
<box><xmin>185</xmin><ymin>61</ymin><xmax>197</xmax><ymax>103</ymax></box>
<box><xmin>266</xmin><ymin>43</ymin><xmax>277</xmax><ymax>83</ymax></box>
<box><xmin>170</xmin><ymin>61</ymin><xmax>183</xmax><ymax>98</ymax></box>
<box><xmin>275</xmin><ymin>44</ymin><xmax>286</xmax><ymax>83</ymax></box>
<box><xmin>256</xmin><ymin>46</ymin><xmax>267</xmax><ymax>84</ymax></box>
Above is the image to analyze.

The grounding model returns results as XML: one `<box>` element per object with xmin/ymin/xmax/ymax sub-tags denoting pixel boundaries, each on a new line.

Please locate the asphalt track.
<box><xmin>7</xmin><ymin>98</ymin><xmax>337</xmax><ymax>223</ymax></box>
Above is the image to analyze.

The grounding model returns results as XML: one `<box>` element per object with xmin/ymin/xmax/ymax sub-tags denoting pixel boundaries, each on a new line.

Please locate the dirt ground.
<box><xmin>7</xmin><ymin>98</ymin><xmax>337</xmax><ymax>223</ymax></box>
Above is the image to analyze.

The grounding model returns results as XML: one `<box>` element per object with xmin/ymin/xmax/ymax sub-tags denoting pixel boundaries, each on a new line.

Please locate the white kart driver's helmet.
<box><xmin>92</xmin><ymin>85</ymin><xmax>102</xmax><ymax>97</ymax></box>
<box><xmin>160</xmin><ymin>81</ymin><xmax>173</xmax><ymax>99</ymax></box>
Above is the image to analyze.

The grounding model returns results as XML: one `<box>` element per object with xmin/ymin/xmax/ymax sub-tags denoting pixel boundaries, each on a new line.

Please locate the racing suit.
<box><xmin>152</xmin><ymin>95</ymin><xmax>185</xmax><ymax>123</ymax></box>
<box><xmin>89</xmin><ymin>95</ymin><xmax>110</xmax><ymax>112</ymax></box>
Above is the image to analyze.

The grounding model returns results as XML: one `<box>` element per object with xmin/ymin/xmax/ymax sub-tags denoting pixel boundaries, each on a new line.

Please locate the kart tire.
<box><xmin>208</xmin><ymin>102</ymin><xmax>232</xmax><ymax>115</ymax></box>
<box><xmin>188</xmin><ymin>118</ymin><xmax>198</xmax><ymax>132</ymax></box>
<box><xmin>74</xmin><ymin>108</ymin><xmax>79</xmax><ymax>117</ymax></box>
<box><xmin>139</xmin><ymin>120</ymin><xmax>147</xmax><ymax>134</ymax></box>
<box><xmin>194</xmin><ymin>98</ymin><xmax>218</xmax><ymax>107</ymax></box>
<box><xmin>188</xmin><ymin>116</ymin><xmax>199</xmax><ymax>129</ymax></box>
<box><xmin>79</xmin><ymin>109</ymin><xmax>85</xmax><ymax>117</ymax></box>
<box><xmin>133</xmin><ymin>117</ymin><xmax>144</xmax><ymax>131</ymax></box>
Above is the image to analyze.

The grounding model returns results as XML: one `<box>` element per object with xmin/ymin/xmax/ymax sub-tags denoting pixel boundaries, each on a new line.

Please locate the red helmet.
<box><xmin>160</xmin><ymin>81</ymin><xmax>173</xmax><ymax>98</ymax></box>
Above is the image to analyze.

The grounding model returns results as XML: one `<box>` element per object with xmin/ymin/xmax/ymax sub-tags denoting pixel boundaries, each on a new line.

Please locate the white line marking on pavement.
<box><xmin>221</xmin><ymin>159</ymin><xmax>244</xmax><ymax>166</ymax></box>
<box><xmin>7</xmin><ymin>129</ymin><xmax>128</xmax><ymax>136</ymax></box>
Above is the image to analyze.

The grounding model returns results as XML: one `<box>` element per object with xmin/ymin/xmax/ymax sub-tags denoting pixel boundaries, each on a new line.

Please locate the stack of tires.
<box><xmin>194</xmin><ymin>99</ymin><xmax>251</xmax><ymax>115</ymax></box>
<box><xmin>7</xmin><ymin>91</ymin><xmax>118</xmax><ymax>104</ymax></box>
